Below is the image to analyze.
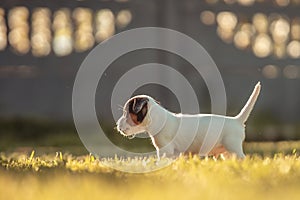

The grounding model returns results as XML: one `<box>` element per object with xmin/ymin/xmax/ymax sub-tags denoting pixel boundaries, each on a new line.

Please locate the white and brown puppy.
<box><xmin>117</xmin><ymin>82</ymin><xmax>261</xmax><ymax>159</ymax></box>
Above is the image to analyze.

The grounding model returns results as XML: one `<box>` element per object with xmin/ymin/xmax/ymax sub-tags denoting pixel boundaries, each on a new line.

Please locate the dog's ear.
<box><xmin>129</xmin><ymin>97</ymin><xmax>148</xmax><ymax>124</ymax></box>
<box><xmin>129</xmin><ymin>97</ymin><xmax>148</xmax><ymax>114</ymax></box>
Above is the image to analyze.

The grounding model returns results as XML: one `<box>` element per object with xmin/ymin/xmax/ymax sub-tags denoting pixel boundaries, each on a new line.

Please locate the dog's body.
<box><xmin>117</xmin><ymin>82</ymin><xmax>261</xmax><ymax>159</ymax></box>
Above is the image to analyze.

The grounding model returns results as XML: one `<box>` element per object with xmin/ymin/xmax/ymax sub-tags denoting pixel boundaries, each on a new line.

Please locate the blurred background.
<box><xmin>0</xmin><ymin>0</ymin><xmax>299</xmax><ymax>153</ymax></box>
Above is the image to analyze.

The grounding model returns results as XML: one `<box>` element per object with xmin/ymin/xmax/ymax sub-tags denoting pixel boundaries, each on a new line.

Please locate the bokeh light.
<box><xmin>287</xmin><ymin>40</ymin><xmax>300</xmax><ymax>58</ymax></box>
<box><xmin>217</xmin><ymin>27</ymin><xmax>234</xmax><ymax>43</ymax></box>
<box><xmin>273</xmin><ymin>43</ymin><xmax>286</xmax><ymax>58</ymax></box>
<box><xmin>73</xmin><ymin>8</ymin><xmax>94</xmax><ymax>52</ymax></box>
<box><xmin>200</xmin><ymin>10</ymin><xmax>215</xmax><ymax>26</ymax></box>
<box><xmin>0</xmin><ymin>2</ymin><xmax>298</xmax><ymax>59</ymax></box>
<box><xmin>291</xmin><ymin>18</ymin><xmax>300</xmax><ymax>40</ymax></box>
<box><xmin>220</xmin><ymin>0</ymin><xmax>300</xmax><ymax>6</ymax></box>
<box><xmin>31</xmin><ymin>8</ymin><xmax>51</xmax><ymax>57</ymax></box>
<box><xmin>52</xmin><ymin>8</ymin><xmax>73</xmax><ymax>56</ymax></box>
<box><xmin>0</xmin><ymin>8</ymin><xmax>7</xmax><ymax>50</ymax></box>
<box><xmin>217</xmin><ymin>12</ymin><xmax>238</xmax><ymax>31</ymax></box>
<box><xmin>283</xmin><ymin>65</ymin><xmax>299</xmax><ymax>79</ymax></box>
<box><xmin>95</xmin><ymin>9</ymin><xmax>115</xmax><ymax>42</ymax></box>
<box><xmin>275</xmin><ymin>0</ymin><xmax>290</xmax><ymax>6</ymax></box>
<box><xmin>253</xmin><ymin>33</ymin><xmax>273</xmax><ymax>57</ymax></box>
<box><xmin>8</xmin><ymin>7</ymin><xmax>30</xmax><ymax>54</ymax></box>
<box><xmin>270</xmin><ymin>16</ymin><xmax>290</xmax><ymax>44</ymax></box>
<box><xmin>293</xmin><ymin>0</ymin><xmax>300</xmax><ymax>5</ymax></box>
<box><xmin>116</xmin><ymin>9</ymin><xmax>132</xmax><ymax>29</ymax></box>
<box><xmin>210</xmin><ymin>10</ymin><xmax>300</xmax><ymax>59</ymax></box>
<box><xmin>237</xmin><ymin>0</ymin><xmax>255</xmax><ymax>6</ymax></box>
<box><xmin>262</xmin><ymin>65</ymin><xmax>279</xmax><ymax>79</ymax></box>
<box><xmin>1</xmin><ymin>6</ymin><xmax>134</xmax><ymax>56</ymax></box>
<box><xmin>216</xmin><ymin>12</ymin><xmax>237</xmax><ymax>43</ymax></box>
<box><xmin>234</xmin><ymin>30</ymin><xmax>251</xmax><ymax>49</ymax></box>
<box><xmin>253</xmin><ymin>13</ymin><xmax>268</xmax><ymax>33</ymax></box>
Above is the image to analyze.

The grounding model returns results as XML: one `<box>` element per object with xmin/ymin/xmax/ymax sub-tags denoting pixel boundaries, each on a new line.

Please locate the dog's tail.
<box><xmin>235</xmin><ymin>82</ymin><xmax>261</xmax><ymax>124</ymax></box>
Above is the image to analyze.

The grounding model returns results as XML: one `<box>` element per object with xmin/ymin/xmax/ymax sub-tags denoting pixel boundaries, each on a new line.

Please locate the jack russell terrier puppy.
<box><xmin>117</xmin><ymin>82</ymin><xmax>261</xmax><ymax>159</ymax></box>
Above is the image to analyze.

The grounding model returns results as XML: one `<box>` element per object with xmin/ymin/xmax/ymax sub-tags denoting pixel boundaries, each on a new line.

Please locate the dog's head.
<box><xmin>116</xmin><ymin>95</ymin><xmax>158</xmax><ymax>137</ymax></box>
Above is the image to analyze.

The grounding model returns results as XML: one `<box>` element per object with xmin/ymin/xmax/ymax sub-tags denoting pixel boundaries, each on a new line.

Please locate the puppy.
<box><xmin>117</xmin><ymin>82</ymin><xmax>261</xmax><ymax>159</ymax></box>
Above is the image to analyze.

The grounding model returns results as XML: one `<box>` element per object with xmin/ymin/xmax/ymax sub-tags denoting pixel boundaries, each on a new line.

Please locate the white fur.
<box><xmin>117</xmin><ymin>82</ymin><xmax>261</xmax><ymax>159</ymax></box>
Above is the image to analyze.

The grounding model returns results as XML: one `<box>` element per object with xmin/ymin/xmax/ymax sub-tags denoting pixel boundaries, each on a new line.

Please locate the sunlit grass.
<box><xmin>1</xmin><ymin>144</ymin><xmax>300</xmax><ymax>200</ymax></box>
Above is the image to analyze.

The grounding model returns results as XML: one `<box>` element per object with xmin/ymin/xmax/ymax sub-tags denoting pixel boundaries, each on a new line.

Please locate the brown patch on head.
<box><xmin>128</xmin><ymin>97</ymin><xmax>148</xmax><ymax>125</ymax></box>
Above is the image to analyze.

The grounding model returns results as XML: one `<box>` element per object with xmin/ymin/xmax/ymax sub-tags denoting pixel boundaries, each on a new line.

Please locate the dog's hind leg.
<box><xmin>222</xmin><ymin>136</ymin><xmax>246</xmax><ymax>159</ymax></box>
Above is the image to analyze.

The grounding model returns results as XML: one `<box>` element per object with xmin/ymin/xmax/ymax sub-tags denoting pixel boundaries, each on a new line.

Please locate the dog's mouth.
<box><xmin>118</xmin><ymin>129</ymin><xmax>137</xmax><ymax>139</ymax></box>
<box><xmin>116</xmin><ymin>124</ymin><xmax>137</xmax><ymax>139</ymax></box>
<box><xmin>127</xmin><ymin>134</ymin><xmax>136</xmax><ymax>139</ymax></box>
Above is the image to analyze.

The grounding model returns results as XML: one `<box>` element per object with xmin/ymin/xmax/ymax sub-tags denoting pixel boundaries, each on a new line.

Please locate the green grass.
<box><xmin>1</xmin><ymin>143</ymin><xmax>300</xmax><ymax>200</ymax></box>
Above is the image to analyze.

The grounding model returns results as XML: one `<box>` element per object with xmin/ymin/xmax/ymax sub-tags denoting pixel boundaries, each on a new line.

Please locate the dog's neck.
<box><xmin>146</xmin><ymin>104</ymin><xmax>179</xmax><ymax>148</ymax></box>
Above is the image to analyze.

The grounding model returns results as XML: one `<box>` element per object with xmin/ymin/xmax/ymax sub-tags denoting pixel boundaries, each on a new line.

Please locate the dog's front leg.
<box><xmin>155</xmin><ymin>145</ymin><xmax>175</xmax><ymax>164</ymax></box>
<box><xmin>155</xmin><ymin>147</ymin><xmax>160</xmax><ymax>161</ymax></box>
<box><xmin>160</xmin><ymin>145</ymin><xmax>175</xmax><ymax>157</ymax></box>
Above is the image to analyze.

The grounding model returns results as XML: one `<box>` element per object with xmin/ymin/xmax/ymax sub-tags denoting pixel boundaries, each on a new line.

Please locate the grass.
<box><xmin>1</xmin><ymin>143</ymin><xmax>300</xmax><ymax>200</ymax></box>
